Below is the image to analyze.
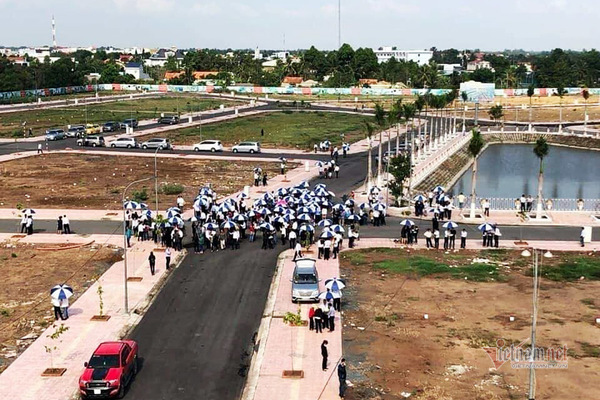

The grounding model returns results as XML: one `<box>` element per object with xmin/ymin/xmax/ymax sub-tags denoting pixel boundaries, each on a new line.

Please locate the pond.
<box><xmin>451</xmin><ymin>144</ymin><xmax>600</xmax><ymax>199</ymax></box>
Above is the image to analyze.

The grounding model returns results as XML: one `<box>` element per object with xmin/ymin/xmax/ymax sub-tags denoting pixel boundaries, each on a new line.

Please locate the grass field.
<box><xmin>0</xmin><ymin>90</ymin><xmax>118</xmax><ymax>106</ymax></box>
<box><xmin>0</xmin><ymin>95</ymin><xmax>241</xmax><ymax>138</ymax></box>
<box><xmin>340</xmin><ymin>247</ymin><xmax>600</xmax><ymax>400</ymax></box>
<box><xmin>137</xmin><ymin>111</ymin><xmax>375</xmax><ymax>149</ymax></box>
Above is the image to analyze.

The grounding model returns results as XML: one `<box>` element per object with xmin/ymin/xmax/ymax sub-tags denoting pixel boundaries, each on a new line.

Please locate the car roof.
<box><xmin>294</xmin><ymin>258</ymin><xmax>317</xmax><ymax>270</ymax></box>
<box><xmin>95</xmin><ymin>342</ymin><xmax>125</xmax><ymax>355</ymax></box>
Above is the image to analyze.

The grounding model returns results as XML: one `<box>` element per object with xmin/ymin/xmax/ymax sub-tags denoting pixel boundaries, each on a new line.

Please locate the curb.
<box><xmin>240</xmin><ymin>251</ymin><xmax>288</xmax><ymax>400</ymax></box>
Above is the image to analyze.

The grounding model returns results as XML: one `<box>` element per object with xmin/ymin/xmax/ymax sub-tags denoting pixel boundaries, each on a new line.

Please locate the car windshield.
<box><xmin>88</xmin><ymin>354</ymin><xmax>119</xmax><ymax>369</ymax></box>
<box><xmin>294</xmin><ymin>273</ymin><xmax>317</xmax><ymax>284</ymax></box>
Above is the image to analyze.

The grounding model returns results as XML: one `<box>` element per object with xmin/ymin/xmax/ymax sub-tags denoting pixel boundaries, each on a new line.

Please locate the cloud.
<box><xmin>192</xmin><ymin>1</ymin><xmax>222</xmax><ymax>16</ymax></box>
<box><xmin>112</xmin><ymin>0</ymin><xmax>174</xmax><ymax>13</ymax></box>
<box><xmin>364</xmin><ymin>0</ymin><xmax>419</xmax><ymax>14</ymax></box>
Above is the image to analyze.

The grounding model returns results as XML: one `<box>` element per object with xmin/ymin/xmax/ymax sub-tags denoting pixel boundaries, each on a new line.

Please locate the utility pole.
<box><xmin>338</xmin><ymin>0</ymin><xmax>341</xmax><ymax>49</ymax></box>
<box><xmin>528</xmin><ymin>250</ymin><xmax>540</xmax><ymax>400</ymax></box>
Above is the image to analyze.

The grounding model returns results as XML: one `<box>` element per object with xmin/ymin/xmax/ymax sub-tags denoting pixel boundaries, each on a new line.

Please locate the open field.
<box><xmin>0</xmin><ymin>153</ymin><xmax>282</xmax><ymax>209</ymax></box>
<box><xmin>465</xmin><ymin>102</ymin><xmax>600</xmax><ymax>123</ymax></box>
<box><xmin>340</xmin><ymin>247</ymin><xmax>600</xmax><ymax>400</ymax></box>
<box><xmin>0</xmin><ymin>95</ymin><xmax>242</xmax><ymax>138</ymax></box>
<box><xmin>0</xmin><ymin>90</ymin><xmax>120</xmax><ymax>105</ymax></box>
<box><xmin>137</xmin><ymin>111</ymin><xmax>374</xmax><ymax>148</ymax></box>
<box><xmin>0</xmin><ymin>243</ymin><xmax>121</xmax><ymax>372</ymax></box>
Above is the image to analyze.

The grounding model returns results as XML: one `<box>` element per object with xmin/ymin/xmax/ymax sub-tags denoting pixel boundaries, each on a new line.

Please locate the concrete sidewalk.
<box><xmin>0</xmin><ymin>236</ymin><xmax>185</xmax><ymax>400</ymax></box>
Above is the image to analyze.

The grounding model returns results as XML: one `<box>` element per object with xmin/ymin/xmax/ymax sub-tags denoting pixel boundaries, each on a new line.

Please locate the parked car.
<box><xmin>85</xmin><ymin>124</ymin><xmax>102</xmax><ymax>134</ymax></box>
<box><xmin>78</xmin><ymin>340</ymin><xmax>139</xmax><ymax>399</ymax></box>
<box><xmin>231</xmin><ymin>141</ymin><xmax>260</xmax><ymax>154</ymax></box>
<box><xmin>45</xmin><ymin>129</ymin><xmax>65</xmax><ymax>141</ymax></box>
<box><xmin>157</xmin><ymin>115</ymin><xmax>179</xmax><ymax>125</ymax></box>
<box><xmin>66</xmin><ymin>125</ymin><xmax>86</xmax><ymax>138</ymax></box>
<box><xmin>193</xmin><ymin>140</ymin><xmax>223</xmax><ymax>152</ymax></box>
<box><xmin>110</xmin><ymin>137</ymin><xmax>138</xmax><ymax>149</ymax></box>
<box><xmin>120</xmin><ymin>119</ymin><xmax>139</xmax><ymax>129</ymax></box>
<box><xmin>141</xmin><ymin>138</ymin><xmax>172</xmax><ymax>150</ymax></box>
<box><xmin>77</xmin><ymin>135</ymin><xmax>105</xmax><ymax>147</ymax></box>
<box><xmin>102</xmin><ymin>121</ymin><xmax>121</xmax><ymax>132</ymax></box>
<box><xmin>291</xmin><ymin>258</ymin><xmax>320</xmax><ymax>303</ymax></box>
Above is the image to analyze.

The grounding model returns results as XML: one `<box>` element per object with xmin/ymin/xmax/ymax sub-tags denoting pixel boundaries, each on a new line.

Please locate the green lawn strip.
<box><xmin>147</xmin><ymin>111</ymin><xmax>374</xmax><ymax>148</ymax></box>
<box><xmin>540</xmin><ymin>257</ymin><xmax>600</xmax><ymax>281</ymax></box>
<box><xmin>0</xmin><ymin>96</ymin><xmax>240</xmax><ymax>137</ymax></box>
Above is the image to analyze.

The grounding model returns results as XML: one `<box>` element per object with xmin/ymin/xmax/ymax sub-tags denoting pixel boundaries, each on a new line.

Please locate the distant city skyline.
<box><xmin>1</xmin><ymin>0</ymin><xmax>599</xmax><ymax>51</ymax></box>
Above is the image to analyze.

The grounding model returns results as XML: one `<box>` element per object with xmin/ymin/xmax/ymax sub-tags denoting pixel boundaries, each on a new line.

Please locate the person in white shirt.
<box><xmin>424</xmin><ymin>228</ymin><xmax>433</xmax><ymax>248</ymax></box>
<box><xmin>494</xmin><ymin>226</ymin><xmax>502</xmax><ymax>248</ymax></box>
<box><xmin>176</xmin><ymin>196</ymin><xmax>185</xmax><ymax>211</ymax></box>
<box><xmin>460</xmin><ymin>229</ymin><xmax>468</xmax><ymax>249</ymax></box>
<box><xmin>165</xmin><ymin>248</ymin><xmax>172</xmax><ymax>270</ymax></box>
<box><xmin>323</xmin><ymin>239</ymin><xmax>332</xmax><ymax>260</ymax></box>
<box><xmin>519</xmin><ymin>194</ymin><xmax>526</xmax><ymax>212</ymax></box>
<box><xmin>288</xmin><ymin>229</ymin><xmax>297</xmax><ymax>249</ymax></box>
<box><xmin>433</xmin><ymin>229</ymin><xmax>440</xmax><ymax>248</ymax></box>
<box><xmin>293</xmin><ymin>241</ymin><xmax>303</xmax><ymax>261</ymax></box>
<box><xmin>317</xmin><ymin>239</ymin><xmax>324</xmax><ymax>259</ymax></box>
<box><xmin>232</xmin><ymin>230</ymin><xmax>240</xmax><ymax>249</ymax></box>
<box><xmin>443</xmin><ymin>229</ymin><xmax>450</xmax><ymax>250</ymax></box>
<box><xmin>20</xmin><ymin>214</ymin><xmax>27</xmax><ymax>233</ymax></box>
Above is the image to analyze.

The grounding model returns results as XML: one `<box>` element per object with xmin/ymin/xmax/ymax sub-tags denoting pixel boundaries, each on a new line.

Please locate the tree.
<box><xmin>374</xmin><ymin>103</ymin><xmax>387</xmax><ymax>187</ymax></box>
<box><xmin>527</xmin><ymin>85</ymin><xmax>535</xmax><ymax>130</ymax></box>
<box><xmin>488</xmin><ymin>104</ymin><xmax>504</xmax><ymax>126</ymax></box>
<box><xmin>388</xmin><ymin>100</ymin><xmax>401</xmax><ymax>155</ymax></box>
<box><xmin>468</xmin><ymin>129</ymin><xmax>485</xmax><ymax>218</ymax></box>
<box><xmin>582</xmin><ymin>88</ymin><xmax>590</xmax><ymax>132</ymax></box>
<box><xmin>363</xmin><ymin>121</ymin><xmax>375</xmax><ymax>190</ymax></box>
<box><xmin>533</xmin><ymin>137</ymin><xmax>550</xmax><ymax>219</ymax></box>
<box><xmin>388</xmin><ymin>153</ymin><xmax>412</xmax><ymax>201</ymax></box>
<box><xmin>402</xmin><ymin>103</ymin><xmax>416</xmax><ymax>155</ymax></box>
<box><xmin>556</xmin><ymin>85</ymin><xmax>566</xmax><ymax>132</ymax></box>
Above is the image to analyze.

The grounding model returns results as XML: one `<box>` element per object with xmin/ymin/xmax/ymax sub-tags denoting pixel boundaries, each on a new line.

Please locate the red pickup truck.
<box><xmin>79</xmin><ymin>340</ymin><xmax>139</xmax><ymax>399</ymax></box>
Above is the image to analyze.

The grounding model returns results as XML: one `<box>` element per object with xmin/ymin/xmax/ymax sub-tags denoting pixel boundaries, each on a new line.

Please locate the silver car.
<box><xmin>291</xmin><ymin>259</ymin><xmax>320</xmax><ymax>303</ymax></box>
<box><xmin>110</xmin><ymin>137</ymin><xmax>139</xmax><ymax>149</ymax></box>
<box><xmin>231</xmin><ymin>141</ymin><xmax>260</xmax><ymax>154</ymax></box>
<box><xmin>45</xmin><ymin>129</ymin><xmax>65</xmax><ymax>141</ymax></box>
<box><xmin>141</xmin><ymin>138</ymin><xmax>172</xmax><ymax>150</ymax></box>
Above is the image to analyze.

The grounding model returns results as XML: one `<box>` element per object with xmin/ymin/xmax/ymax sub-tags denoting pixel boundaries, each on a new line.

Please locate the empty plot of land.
<box><xmin>0</xmin><ymin>243</ymin><xmax>121</xmax><ymax>372</ymax></box>
<box><xmin>136</xmin><ymin>111</ymin><xmax>373</xmax><ymax>149</ymax></box>
<box><xmin>0</xmin><ymin>95</ymin><xmax>241</xmax><ymax>138</ymax></box>
<box><xmin>340</xmin><ymin>248</ymin><xmax>600</xmax><ymax>400</ymax></box>
<box><xmin>0</xmin><ymin>153</ymin><xmax>281</xmax><ymax>209</ymax></box>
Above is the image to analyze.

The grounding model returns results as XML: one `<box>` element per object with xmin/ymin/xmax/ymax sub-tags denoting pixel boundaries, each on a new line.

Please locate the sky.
<box><xmin>1</xmin><ymin>0</ymin><xmax>599</xmax><ymax>51</ymax></box>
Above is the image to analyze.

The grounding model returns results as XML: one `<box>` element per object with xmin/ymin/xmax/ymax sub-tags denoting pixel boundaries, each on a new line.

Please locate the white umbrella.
<box><xmin>325</xmin><ymin>278</ymin><xmax>346</xmax><ymax>291</ymax></box>
<box><xmin>50</xmin><ymin>284</ymin><xmax>73</xmax><ymax>300</ymax></box>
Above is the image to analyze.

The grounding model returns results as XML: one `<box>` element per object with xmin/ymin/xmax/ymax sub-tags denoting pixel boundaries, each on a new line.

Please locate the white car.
<box><xmin>231</xmin><ymin>141</ymin><xmax>261</xmax><ymax>154</ymax></box>
<box><xmin>110</xmin><ymin>137</ymin><xmax>139</xmax><ymax>149</ymax></box>
<box><xmin>193</xmin><ymin>140</ymin><xmax>223</xmax><ymax>152</ymax></box>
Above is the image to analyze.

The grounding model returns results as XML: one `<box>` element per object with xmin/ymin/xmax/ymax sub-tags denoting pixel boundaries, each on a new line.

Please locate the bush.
<box><xmin>283</xmin><ymin>309</ymin><xmax>303</xmax><ymax>326</ymax></box>
<box><xmin>160</xmin><ymin>183</ymin><xmax>184</xmax><ymax>195</ymax></box>
<box><xmin>132</xmin><ymin>188</ymin><xmax>149</xmax><ymax>202</ymax></box>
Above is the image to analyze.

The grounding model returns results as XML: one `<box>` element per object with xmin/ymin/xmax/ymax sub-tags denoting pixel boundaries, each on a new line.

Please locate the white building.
<box><xmin>374</xmin><ymin>47</ymin><xmax>433</xmax><ymax>66</ymax></box>
<box><xmin>124</xmin><ymin>62</ymin><xmax>150</xmax><ymax>80</ymax></box>
<box><xmin>438</xmin><ymin>63</ymin><xmax>463</xmax><ymax>76</ymax></box>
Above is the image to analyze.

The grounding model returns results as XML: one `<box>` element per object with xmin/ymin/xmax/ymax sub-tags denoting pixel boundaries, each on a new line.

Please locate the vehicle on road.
<box><xmin>193</xmin><ymin>140</ymin><xmax>223</xmax><ymax>152</ymax></box>
<box><xmin>231</xmin><ymin>141</ymin><xmax>260</xmax><ymax>154</ymax></box>
<box><xmin>102</xmin><ymin>121</ymin><xmax>122</xmax><ymax>132</ymax></box>
<box><xmin>66</xmin><ymin>125</ymin><xmax>86</xmax><ymax>138</ymax></box>
<box><xmin>291</xmin><ymin>258</ymin><xmax>320</xmax><ymax>303</ymax></box>
<box><xmin>78</xmin><ymin>340</ymin><xmax>139</xmax><ymax>399</ymax></box>
<box><xmin>110</xmin><ymin>137</ymin><xmax>139</xmax><ymax>149</ymax></box>
<box><xmin>85</xmin><ymin>124</ymin><xmax>103</xmax><ymax>134</ymax></box>
<box><xmin>45</xmin><ymin>129</ymin><xmax>65</xmax><ymax>141</ymax></box>
<box><xmin>77</xmin><ymin>135</ymin><xmax>106</xmax><ymax>147</ymax></box>
<box><xmin>141</xmin><ymin>138</ymin><xmax>172</xmax><ymax>150</ymax></box>
<box><xmin>120</xmin><ymin>119</ymin><xmax>138</xmax><ymax>129</ymax></box>
<box><xmin>157</xmin><ymin>115</ymin><xmax>179</xmax><ymax>125</ymax></box>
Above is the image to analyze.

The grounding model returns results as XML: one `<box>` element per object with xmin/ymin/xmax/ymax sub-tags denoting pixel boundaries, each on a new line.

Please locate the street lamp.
<box><xmin>154</xmin><ymin>147</ymin><xmax>161</xmax><ymax>216</ymax></box>
<box><xmin>122</xmin><ymin>177</ymin><xmax>152</xmax><ymax>313</ymax></box>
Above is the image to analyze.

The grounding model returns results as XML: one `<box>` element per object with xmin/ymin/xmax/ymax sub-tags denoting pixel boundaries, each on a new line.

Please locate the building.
<box><xmin>145</xmin><ymin>48</ymin><xmax>185</xmax><ymax>67</ymax></box>
<box><xmin>466</xmin><ymin>60</ymin><xmax>494</xmax><ymax>72</ymax></box>
<box><xmin>124</xmin><ymin>62</ymin><xmax>150</xmax><ymax>80</ymax></box>
<box><xmin>7</xmin><ymin>56</ymin><xmax>29</xmax><ymax>66</ymax></box>
<box><xmin>281</xmin><ymin>76</ymin><xmax>303</xmax><ymax>87</ymax></box>
<box><xmin>438</xmin><ymin>63</ymin><xmax>463</xmax><ymax>76</ymax></box>
<box><xmin>253</xmin><ymin>47</ymin><xmax>263</xmax><ymax>60</ymax></box>
<box><xmin>374</xmin><ymin>47</ymin><xmax>433</xmax><ymax>66</ymax></box>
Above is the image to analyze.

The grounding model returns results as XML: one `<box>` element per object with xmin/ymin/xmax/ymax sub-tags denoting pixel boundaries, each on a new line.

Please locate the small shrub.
<box><xmin>11</xmin><ymin>253</ymin><xmax>17</xmax><ymax>258</ymax></box>
<box><xmin>132</xmin><ymin>188</ymin><xmax>149</xmax><ymax>202</ymax></box>
<box><xmin>283</xmin><ymin>308</ymin><xmax>303</xmax><ymax>326</ymax></box>
<box><xmin>160</xmin><ymin>183</ymin><xmax>184</xmax><ymax>195</ymax></box>
<box><xmin>0</xmin><ymin>309</ymin><xmax>10</xmax><ymax>317</ymax></box>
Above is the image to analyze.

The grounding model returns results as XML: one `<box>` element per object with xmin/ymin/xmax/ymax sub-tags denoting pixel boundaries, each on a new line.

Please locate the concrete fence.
<box><xmin>447</xmin><ymin>197</ymin><xmax>600</xmax><ymax>212</ymax></box>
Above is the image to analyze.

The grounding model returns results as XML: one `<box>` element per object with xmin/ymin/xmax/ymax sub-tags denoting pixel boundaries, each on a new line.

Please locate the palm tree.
<box><xmin>461</xmin><ymin>91</ymin><xmax>468</xmax><ymax>133</ymax></box>
<box><xmin>582</xmin><ymin>89</ymin><xmax>590</xmax><ymax>133</ymax></box>
<box><xmin>468</xmin><ymin>129</ymin><xmax>485</xmax><ymax>219</ymax></box>
<box><xmin>363</xmin><ymin>121</ymin><xmax>375</xmax><ymax>191</ymax></box>
<box><xmin>533</xmin><ymin>137</ymin><xmax>549</xmax><ymax>219</ymax></box>
<box><xmin>527</xmin><ymin>85</ymin><xmax>535</xmax><ymax>131</ymax></box>
<box><xmin>403</xmin><ymin>103</ymin><xmax>416</xmax><ymax>157</ymax></box>
<box><xmin>374</xmin><ymin>103</ymin><xmax>387</xmax><ymax>187</ymax></box>
<box><xmin>556</xmin><ymin>86</ymin><xmax>566</xmax><ymax>133</ymax></box>
<box><xmin>388</xmin><ymin>100</ymin><xmax>402</xmax><ymax>156</ymax></box>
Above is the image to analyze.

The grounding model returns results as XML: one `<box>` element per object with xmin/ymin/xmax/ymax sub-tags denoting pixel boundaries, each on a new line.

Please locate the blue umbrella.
<box><xmin>346</xmin><ymin>214</ymin><xmax>360</xmax><ymax>222</ymax></box>
<box><xmin>443</xmin><ymin>221</ymin><xmax>459</xmax><ymax>229</ymax></box>
<box><xmin>297</xmin><ymin>213</ymin><xmax>312</xmax><ymax>222</ymax></box>
<box><xmin>273</xmin><ymin>216</ymin><xmax>287</xmax><ymax>224</ymax></box>
<box><xmin>318</xmin><ymin>291</ymin><xmax>335</xmax><ymax>301</ymax></box>
<box><xmin>22</xmin><ymin>208</ymin><xmax>36</xmax><ymax>215</ymax></box>
<box><xmin>166</xmin><ymin>209</ymin><xmax>180</xmax><ymax>219</ymax></box>
<box><xmin>478</xmin><ymin>223</ymin><xmax>495</xmax><ymax>232</ymax></box>
<box><xmin>218</xmin><ymin>203</ymin><xmax>235</xmax><ymax>213</ymax></box>
<box><xmin>325</xmin><ymin>278</ymin><xmax>346</xmax><ymax>291</ymax></box>
<box><xmin>320</xmin><ymin>231</ymin><xmax>334</xmax><ymax>239</ymax></box>
<box><xmin>50</xmin><ymin>284</ymin><xmax>73</xmax><ymax>300</ymax></box>
<box><xmin>204</xmin><ymin>222</ymin><xmax>219</xmax><ymax>230</ymax></box>
<box><xmin>295</xmin><ymin>181</ymin><xmax>309</xmax><ymax>189</ymax></box>
<box><xmin>167</xmin><ymin>206</ymin><xmax>181</xmax><ymax>214</ymax></box>
<box><xmin>315</xmin><ymin>161</ymin><xmax>325</xmax><ymax>167</ymax></box>
<box><xmin>433</xmin><ymin>185</ymin><xmax>445</xmax><ymax>194</ymax></box>
<box><xmin>123</xmin><ymin>201</ymin><xmax>146</xmax><ymax>210</ymax></box>
<box><xmin>259</xmin><ymin>222</ymin><xmax>275</xmax><ymax>231</ymax></box>
<box><xmin>237</xmin><ymin>192</ymin><xmax>249</xmax><ymax>199</ymax></box>
<box><xmin>168</xmin><ymin>216</ymin><xmax>184</xmax><ymax>226</ymax></box>
<box><xmin>413</xmin><ymin>194</ymin><xmax>427</xmax><ymax>202</ymax></box>
<box><xmin>257</xmin><ymin>207</ymin><xmax>272</xmax><ymax>216</ymax></box>
<box><xmin>344</xmin><ymin>199</ymin><xmax>355</xmax><ymax>207</ymax></box>
<box><xmin>246</xmin><ymin>210</ymin><xmax>257</xmax><ymax>218</ymax></box>
<box><xmin>330</xmin><ymin>224</ymin><xmax>345</xmax><ymax>234</ymax></box>
<box><xmin>276</xmin><ymin>187</ymin><xmax>288</xmax><ymax>196</ymax></box>
<box><xmin>220</xmin><ymin>221</ymin><xmax>238</xmax><ymax>230</ymax></box>
<box><xmin>273</xmin><ymin>205</ymin><xmax>287</xmax><ymax>214</ymax></box>
<box><xmin>317</xmin><ymin>219</ymin><xmax>332</xmax><ymax>227</ymax></box>
<box><xmin>198</xmin><ymin>187</ymin><xmax>213</xmax><ymax>196</ymax></box>
<box><xmin>332</xmin><ymin>204</ymin><xmax>345</xmax><ymax>212</ymax></box>
<box><xmin>314</xmin><ymin>183</ymin><xmax>327</xmax><ymax>189</ymax></box>
<box><xmin>232</xmin><ymin>214</ymin><xmax>247</xmax><ymax>222</ymax></box>
<box><xmin>399</xmin><ymin>219</ymin><xmax>415</xmax><ymax>227</ymax></box>
<box><xmin>373</xmin><ymin>203</ymin><xmax>387</xmax><ymax>212</ymax></box>
<box><xmin>299</xmin><ymin>224</ymin><xmax>315</xmax><ymax>232</ymax></box>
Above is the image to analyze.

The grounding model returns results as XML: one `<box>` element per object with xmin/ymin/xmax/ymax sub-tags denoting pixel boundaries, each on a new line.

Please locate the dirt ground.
<box><xmin>0</xmin><ymin>153</ymin><xmax>282</xmax><ymax>209</ymax></box>
<box><xmin>0</xmin><ymin>243</ymin><xmax>122</xmax><ymax>372</ymax></box>
<box><xmin>340</xmin><ymin>248</ymin><xmax>600</xmax><ymax>400</ymax></box>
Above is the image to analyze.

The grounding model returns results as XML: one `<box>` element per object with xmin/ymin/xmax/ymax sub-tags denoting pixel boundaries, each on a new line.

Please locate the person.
<box><xmin>293</xmin><ymin>241</ymin><xmax>303</xmax><ymax>261</ymax></box>
<box><xmin>338</xmin><ymin>359</ymin><xmax>347</xmax><ymax>399</ymax></box>
<box><xmin>280</xmin><ymin>161</ymin><xmax>286</xmax><ymax>175</ymax></box>
<box><xmin>165</xmin><ymin>248</ymin><xmax>172</xmax><ymax>270</ymax></box>
<box><xmin>57</xmin><ymin>216</ymin><xmax>63</xmax><ymax>234</ymax></box>
<box><xmin>483</xmin><ymin>199</ymin><xmax>490</xmax><ymax>217</ymax></box>
<box><xmin>314</xmin><ymin>143</ymin><xmax>318</xmax><ymax>153</ymax></box>
<box><xmin>321</xmin><ymin>300</ymin><xmax>330</xmax><ymax>330</ymax></box>
<box><xmin>494</xmin><ymin>226</ymin><xmax>502</xmax><ymax>248</ymax></box>
<box><xmin>20</xmin><ymin>214</ymin><xmax>27</xmax><ymax>233</ymax></box>
<box><xmin>51</xmin><ymin>296</ymin><xmax>62</xmax><ymax>320</ymax></box>
<box><xmin>332</xmin><ymin>235</ymin><xmax>340</xmax><ymax>259</ymax></box>
<box><xmin>308</xmin><ymin>307</ymin><xmax>315</xmax><ymax>331</ymax></box>
<box><xmin>328</xmin><ymin>305</ymin><xmax>336</xmax><ymax>332</ymax></box>
<box><xmin>317</xmin><ymin>239</ymin><xmax>324</xmax><ymax>259</ymax></box>
<box><xmin>26</xmin><ymin>215</ymin><xmax>33</xmax><ymax>235</ymax></box>
<box><xmin>148</xmin><ymin>251</ymin><xmax>156</xmax><ymax>275</ymax></box>
<box><xmin>424</xmin><ymin>228</ymin><xmax>433</xmax><ymax>248</ymax></box>
<box><xmin>314</xmin><ymin>306</ymin><xmax>323</xmax><ymax>333</ymax></box>
<box><xmin>520</xmin><ymin>194</ymin><xmax>526</xmax><ymax>213</ymax></box>
<box><xmin>37</xmin><ymin>143</ymin><xmax>43</xmax><ymax>154</ymax></box>
<box><xmin>450</xmin><ymin>228</ymin><xmax>456</xmax><ymax>249</ymax></box>
<box><xmin>261</xmin><ymin>128</ymin><xmax>264</xmax><ymax>136</ymax></box>
<box><xmin>232</xmin><ymin>229</ymin><xmax>240</xmax><ymax>250</ymax></box>
<box><xmin>432</xmin><ymin>216</ymin><xmax>439</xmax><ymax>232</ymax></box>
<box><xmin>335</xmin><ymin>164</ymin><xmax>340</xmax><ymax>178</ymax></box>
<box><xmin>526</xmin><ymin>195</ymin><xmax>533</xmax><ymax>212</ymax></box>
<box><xmin>323</xmin><ymin>238</ymin><xmax>331</xmax><ymax>260</ymax></box>
<box><xmin>126</xmin><ymin>226</ymin><xmax>132</xmax><ymax>247</ymax></box>
<box><xmin>458</xmin><ymin>192</ymin><xmax>466</xmax><ymax>210</ymax></box>
<box><xmin>177</xmin><ymin>196</ymin><xmax>185</xmax><ymax>211</ymax></box>
<box><xmin>460</xmin><ymin>228</ymin><xmax>467</xmax><ymax>249</ymax></box>
<box><xmin>580</xmin><ymin>227</ymin><xmax>585</xmax><ymax>247</ymax></box>
<box><xmin>443</xmin><ymin>229</ymin><xmax>450</xmax><ymax>250</ymax></box>
<box><xmin>59</xmin><ymin>297</ymin><xmax>69</xmax><ymax>320</ymax></box>
<box><xmin>62</xmin><ymin>215</ymin><xmax>71</xmax><ymax>234</ymax></box>
<box><xmin>433</xmin><ymin>229</ymin><xmax>440</xmax><ymax>249</ymax></box>
<box><xmin>262</xmin><ymin>172</ymin><xmax>268</xmax><ymax>186</ymax></box>
<box><xmin>321</xmin><ymin>340</ymin><xmax>329</xmax><ymax>371</ymax></box>
<box><xmin>289</xmin><ymin>229</ymin><xmax>297</xmax><ymax>249</ymax></box>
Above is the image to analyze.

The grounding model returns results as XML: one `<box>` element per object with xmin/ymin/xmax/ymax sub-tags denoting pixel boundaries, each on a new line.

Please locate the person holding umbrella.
<box><xmin>50</xmin><ymin>284</ymin><xmax>73</xmax><ymax>321</ymax></box>
<box><xmin>326</xmin><ymin>278</ymin><xmax>345</xmax><ymax>311</ymax></box>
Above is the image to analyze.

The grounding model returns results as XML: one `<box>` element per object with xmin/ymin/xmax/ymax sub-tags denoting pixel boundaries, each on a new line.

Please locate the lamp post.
<box><xmin>154</xmin><ymin>147</ymin><xmax>161</xmax><ymax>216</ymax></box>
<box><xmin>122</xmin><ymin>177</ymin><xmax>152</xmax><ymax>314</ymax></box>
